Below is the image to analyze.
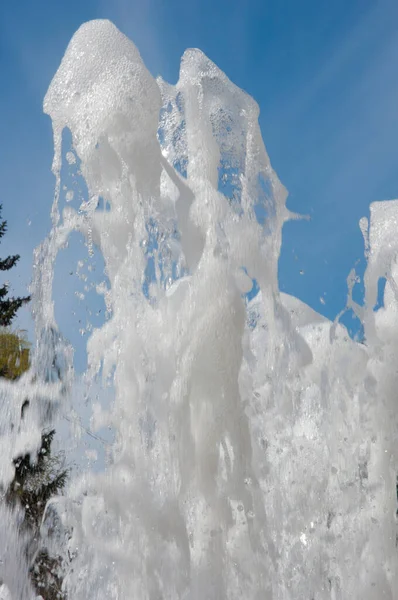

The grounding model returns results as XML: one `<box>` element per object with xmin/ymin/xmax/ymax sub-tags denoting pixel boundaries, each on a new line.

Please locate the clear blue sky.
<box><xmin>1</xmin><ymin>0</ymin><xmax>398</xmax><ymax>348</ymax></box>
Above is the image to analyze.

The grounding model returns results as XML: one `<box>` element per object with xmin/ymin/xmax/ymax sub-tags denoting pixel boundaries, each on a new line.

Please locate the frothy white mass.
<box><xmin>0</xmin><ymin>19</ymin><xmax>397</xmax><ymax>599</ymax></box>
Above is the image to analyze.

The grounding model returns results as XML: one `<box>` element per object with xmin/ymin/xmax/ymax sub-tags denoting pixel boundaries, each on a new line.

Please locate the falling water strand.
<box><xmin>0</xmin><ymin>19</ymin><xmax>397</xmax><ymax>600</ymax></box>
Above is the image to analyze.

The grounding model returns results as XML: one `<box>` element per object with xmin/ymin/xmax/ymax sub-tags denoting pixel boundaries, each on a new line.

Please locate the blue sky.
<box><xmin>1</xmin><ymin>0</ymin><xmax>398</xmax><ymax>349</ymax></box>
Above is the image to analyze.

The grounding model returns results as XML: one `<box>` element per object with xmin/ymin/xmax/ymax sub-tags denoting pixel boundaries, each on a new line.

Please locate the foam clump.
<box><xmin>3</xmin><ymin>19</ymin><xmax>398</xmax><ymax>600</ymax></box>
<box><xmin>44</xmin><ymin>20</ymin><xmax>161</xmax><ymax>198</ymax></box>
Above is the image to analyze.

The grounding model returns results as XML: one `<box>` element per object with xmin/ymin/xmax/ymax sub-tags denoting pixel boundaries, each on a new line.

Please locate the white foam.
<box><xmin>2</xmin><ymin>18</ymin><xmax>397</xmax><ymax>599</ymax></box>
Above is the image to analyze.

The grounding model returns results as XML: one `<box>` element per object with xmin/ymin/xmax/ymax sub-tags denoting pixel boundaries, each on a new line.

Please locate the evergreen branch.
<box><xmin>0</xmin><ymin>254</ymin><xmax>20</xmax><ymax>271</ymax></box>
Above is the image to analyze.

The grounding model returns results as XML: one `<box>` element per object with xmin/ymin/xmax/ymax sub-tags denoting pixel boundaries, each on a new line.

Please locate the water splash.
<box><xmin>1</xmin><ymin>19</ymin><xmax>397</xmax><ymax>599</ymax></box>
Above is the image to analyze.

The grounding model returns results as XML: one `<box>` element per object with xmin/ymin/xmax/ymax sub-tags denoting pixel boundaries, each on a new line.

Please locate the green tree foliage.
<box><xmin>9</xmin><ymin>428</ymin><xmax>68</xmax><ymax>531</ymax></box>
<box><xmin>0</xmin><ymin>330</ymin><xmax>30</xmax><ymax>379</ymax></box>
<box><xmin>7</xmin><ymin>425</ymin><xmax>68</xmax><ymax>600</ymax></box>
<box><xmin>0</xmin><ymin>204</ymin><xmax>30</xmax><ymax>326</ymax></box>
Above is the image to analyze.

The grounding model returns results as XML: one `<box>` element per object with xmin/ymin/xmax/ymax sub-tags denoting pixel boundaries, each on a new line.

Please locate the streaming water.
<box><xmin>0</xmin><ymin>19</ymin><xmax>397</xmax><ymax>600</ymax></box>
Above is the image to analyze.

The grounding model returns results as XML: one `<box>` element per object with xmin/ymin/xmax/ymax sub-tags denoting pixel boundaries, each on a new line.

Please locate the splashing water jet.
<box><xmin>1</xmin><ymin>19</ymin><xmax>397</xmax><ymax>599</ymax></box>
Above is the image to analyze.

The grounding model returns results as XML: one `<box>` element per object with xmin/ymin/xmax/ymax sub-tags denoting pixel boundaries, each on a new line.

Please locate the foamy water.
<box><xmin>0</xmin><ymin>19</ymin><xmax>397</xmax><ymax>599</ymax></box>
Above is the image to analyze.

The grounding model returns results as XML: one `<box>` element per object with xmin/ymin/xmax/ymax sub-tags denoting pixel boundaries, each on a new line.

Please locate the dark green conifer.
<box><xmin>0</xmin><ymin>205</ymin><xmax>30</xmax><ymax>326</ymax></box>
